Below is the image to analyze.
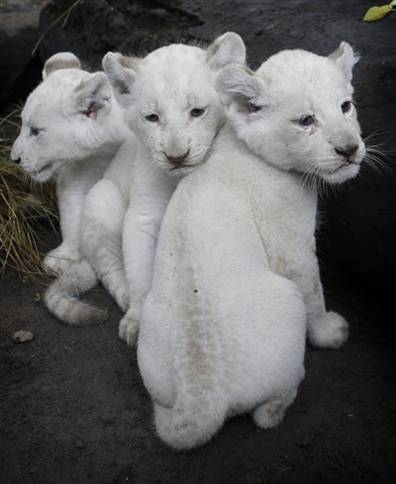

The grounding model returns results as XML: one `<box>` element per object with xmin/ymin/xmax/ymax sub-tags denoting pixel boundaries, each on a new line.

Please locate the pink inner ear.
<box><xmin>82</xmin><ymin>101</ymin><xmax>97</xmax><ymax>119</ymax></box>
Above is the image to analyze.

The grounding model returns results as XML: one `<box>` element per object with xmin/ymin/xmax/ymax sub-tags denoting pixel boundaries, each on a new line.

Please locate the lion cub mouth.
<box><xmin>36</xmin><ymin>162</ymin><xmax>53</xmax><ymax>174</ymax></box>
<box><xmin>169</xmin><ymin>160</ymin><xmax>205</xmax><ymax>171</ymax></box>
<box><xmin>325</xmin><ymin>160</ymin><xmax>360</xmax><ymax>175</ymax></box>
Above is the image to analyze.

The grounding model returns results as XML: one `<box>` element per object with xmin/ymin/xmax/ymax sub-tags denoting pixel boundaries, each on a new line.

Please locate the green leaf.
<box><xmin>363</xmin><ymin>4</ymin><xmax>392</xmax><ymax>21</ymax></box>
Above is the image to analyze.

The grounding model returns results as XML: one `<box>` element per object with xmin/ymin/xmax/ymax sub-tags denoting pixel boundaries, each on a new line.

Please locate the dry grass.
<box><xmin>0</xmin><ymin>0</ymin><xmax>85</xmax><ymax>280</ymax></box>
<box><xmin>0</xmin><ymin>112</ymin><xmax>58</xmax><ymax>279</ymax></box>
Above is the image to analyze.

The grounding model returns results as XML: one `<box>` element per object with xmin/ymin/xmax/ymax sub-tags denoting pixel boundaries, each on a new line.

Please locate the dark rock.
<box><xmin>184</xmin><ymin>0</ymin><xmax>396</xmax><ymax>292</ymax></box>
<box><xmin>3</xmin><ymin>0</ymin><xmax>396</xmax><ymax>295</ymax></box>
<box><xmin>0</xmin><ymin>0</ymin><xmax>45</xmax><ymax>110</ymax></box>
<box><xmin>149</xmin><ymin>8</ymin><xmax>169</xmax><ymax>19</ymax></box>
<box><xmin>37</xmin><ymin>0</ymin><xmax>203</xmax><ymax>69</ymax></box>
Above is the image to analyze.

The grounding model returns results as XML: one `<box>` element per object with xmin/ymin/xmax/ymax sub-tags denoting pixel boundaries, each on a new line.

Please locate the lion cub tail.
<box><xmin>154</xmin><ymin>393</ymin><xmax>226</xmax><ymax>450</ymax></box>
<box><xmin>44</xmin><ymin>260</ymin><xmax>108</xmax><ymax>325</ymax></box>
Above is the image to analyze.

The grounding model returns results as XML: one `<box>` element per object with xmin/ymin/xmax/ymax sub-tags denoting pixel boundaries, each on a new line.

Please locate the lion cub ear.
<box><xmin>215</xmin><ymin>65</ymin><xmax>266</xmax><ymax>113</ymax></box>
<box><xmin>329</xmin><ymin>41</ymin><xmax>359</xmax><ymax>83</ymax></box>
<box><xmin>74</xmin><ymin>73</ymin><xmax>112</xmax><ymax>119</ymax></box>
<box><xmin>207</xmin><ymin>32</ymin><xmax>246</xmax><ymax>70</ymax></box>
<box><xmin>102</xmin><ymin>52</ymin><xmax>141</xmax><ymax>107</ymax></box>
<box><xmin>42</xmin><ymin>52</ymin><xmax>81</xmax><ymax>79</ymax></box>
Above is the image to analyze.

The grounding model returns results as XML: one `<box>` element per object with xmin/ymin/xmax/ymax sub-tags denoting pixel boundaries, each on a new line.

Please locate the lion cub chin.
<box><xmin>137</xmin><ymin>42</ymin><xmax>365</xmax><ymax>449</ymax></box>
<box><xmin>11</xmin><ymin>52</ymin><xmax>129</xmax><ymax>325</ymax></box>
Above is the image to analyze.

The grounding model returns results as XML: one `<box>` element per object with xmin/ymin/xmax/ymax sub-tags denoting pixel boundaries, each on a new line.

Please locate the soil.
<box><xmin>1</xmin><ymin>255</ymin><xmax>396</xmax><ymax>483</ymax></box>
<box><xmin>1</xmin><ymin>1</ymin><xmax>396</xmax><ymax>483</ymax></box>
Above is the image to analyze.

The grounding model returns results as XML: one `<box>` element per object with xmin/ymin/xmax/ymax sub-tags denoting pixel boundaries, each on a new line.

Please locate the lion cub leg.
<box><xmin>44</xmin><ymin>172</ymin><xmax>86</xmax><ymax>274</ymax></box>
<box><xmin>82</xmin><ymin>178</ymin><xmax>129</xmax><ymax>311</ymax></box>
<box><xmin>288</xmin><ymin>246</ymin><xmax>349</xmax><ymax>349</ymax></box>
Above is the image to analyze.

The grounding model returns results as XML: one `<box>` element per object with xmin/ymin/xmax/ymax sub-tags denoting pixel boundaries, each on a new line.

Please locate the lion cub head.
<box><xmin>11</xmin><ymin>52</ymin><xmax>127</xmax><ymax>182</ymax></box>
<box><xmin>216</xmin><ymin>42</ymin><xmax>366</xmax><ymax>184</ymax></box>
<box><xmin>103</xmin><ymin>33</ymin><xmax>246</xmax><ymax>175</ymax></box>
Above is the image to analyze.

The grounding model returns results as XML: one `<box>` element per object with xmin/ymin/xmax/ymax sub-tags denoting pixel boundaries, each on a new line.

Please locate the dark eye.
<box><xmin>298</xmin><ymin>115</ymin><xmax>315</xmax><ymax>127</ymax></box>
<box><xmin>145</xmin><ymin>114</ymin><xmax>159</xmax><ymax>122</ymax></box>
<box><xmin>120</xmin><ymin>86</ymin><xmax>130</xmax><ymax>95</ymax></box>
<box><xmin>247</xmin><ymin>102</ymin><xmax>262</xmax><ymax>113</ymax></box>
<box><xmin>30</xmin><ymin>127</ymin><xmax>40</xmax><ymax>136</ymax></box>
<box><xmin>190</xmin><ymin>108</ymin><xmax>205</xmax><ymax>118</ymax></box>
<box><xmin>341</xmin><ymin>101</ymin><xmax>352</xmax><ymax>113</ymax></box>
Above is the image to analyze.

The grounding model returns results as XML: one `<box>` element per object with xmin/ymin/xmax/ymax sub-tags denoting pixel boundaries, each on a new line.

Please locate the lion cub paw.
<box><xmin>43</xmin><ymin>245</ymin><xmax>81</xmax><ymax>275</ymax></box>
<box><xmin>309</xmin><ymin>311</ymin><xmax>349</xmax><ymax>349</ymax></box>
<box><xmin>252</xmin><ymin>400</ymin><xmax>288</xmax><ymax>429</ymax></box>
<box><xmin>118</xmin><ymin>310</ymin><xmax>139</xmax><ymax>346</ymax></box>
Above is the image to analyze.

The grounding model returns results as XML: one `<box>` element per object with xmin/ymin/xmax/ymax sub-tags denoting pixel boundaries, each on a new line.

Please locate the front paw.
<box><xmin>43</xmin><ymin>245</ymin><xmax>81</xmax><ymax>275</ymax></box>
<box><xmin>114</xmin><ymin>289</ymin><xmax>129</xmax><ymax>313</ymax></box>
<box><xmin>308</xmin><ymin>311</ymin><xmax>349</xmax><ymax>349</ymax></box>
<box><xmin>118</xmin><ymin>310</ymin><xmax>139</xmax><ymax>346</ymax></box>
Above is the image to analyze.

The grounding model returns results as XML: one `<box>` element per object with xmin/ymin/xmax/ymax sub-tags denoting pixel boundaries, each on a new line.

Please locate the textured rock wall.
<box><xmin>2</xmin><ymin>0</ymin><xmax>395</xmax><ymax>287</ymax></box>
<box><xmin>0</xmin><ymin>0</ymin><xmax>46</xmax><ymax>109</ymax></box>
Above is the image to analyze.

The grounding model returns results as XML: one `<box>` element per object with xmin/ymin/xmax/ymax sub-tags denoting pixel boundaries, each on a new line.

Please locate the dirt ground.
<box><xmin>1</xmin><ymin>253</ymin><xmax>396</xmax><ymax>483</ymax></box>
<box><xmin>1</xmin><ymin>0</ymin><xmax>396</xmax><ymax>483</ymax></box>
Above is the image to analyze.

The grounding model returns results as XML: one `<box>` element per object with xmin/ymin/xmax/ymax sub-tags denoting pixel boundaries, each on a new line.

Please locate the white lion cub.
<box><xmin>11</xmin><ymin>52</ymin><xmax>129</xmax><ymax>324</ymax></box>
<box><xmin>96</xmin><ymin>33</ymin><xmax>246</xmax><ymax>343</ymax></box>
<box><xmin>138</xmin><ymin>42</ymin><xmax>366</xmax><ymax>449</ymax></box>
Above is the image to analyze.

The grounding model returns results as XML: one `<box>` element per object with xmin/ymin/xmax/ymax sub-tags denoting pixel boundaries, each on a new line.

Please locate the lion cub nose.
<box><xmin>10</xmin><ymin>149</ymin><xmax>21</xmax><ymax>164</ymax></box>
<box><xmin>334</xmin><ymin>144</ymin><xmax>359</xmax><ymax>159</ymax></box>
<box><xmin>165</xmin><ymin>149</ymin><xmax>190</xmax><ymax>166</ymax></box>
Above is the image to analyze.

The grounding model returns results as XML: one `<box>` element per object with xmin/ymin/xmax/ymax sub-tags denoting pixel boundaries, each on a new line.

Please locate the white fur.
<box><xmin>138</xmin><ymin>43</ymin><xmax>365</xmax><ymax>449</ymax></box>
<box><xmin>11</xmin><ymin>52</ymin><xmax>129</xmax><ymax>324</ymax></box>
<box><xmin>80</xmin><ymin>135</ymin><xmax>136</xmax><ymax>312</ymax></box>
<box><xmin>100</xmin><ymin>33</ymin><xmax>246</xmax><ymax>344</ymax></box>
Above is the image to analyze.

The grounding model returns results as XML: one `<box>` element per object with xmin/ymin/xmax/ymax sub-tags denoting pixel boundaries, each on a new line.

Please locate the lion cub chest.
<box><xmin>244</xmin><ymin>162</ymin><xmax>317</xmax><ymax>278</ymax></box>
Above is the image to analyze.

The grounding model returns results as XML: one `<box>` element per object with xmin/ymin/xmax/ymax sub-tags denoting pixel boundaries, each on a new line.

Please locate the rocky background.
<box><xmin>2</xmin><ymin>0</ymin><xmax>395</xmax><ymax>289</ymax></box>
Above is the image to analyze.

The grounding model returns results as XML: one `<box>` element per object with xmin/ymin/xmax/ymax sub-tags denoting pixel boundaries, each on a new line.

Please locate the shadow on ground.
<box><xmin>1</xmin><ymin>259</ymin><xmax>396</xmax><ymax>483</ymax></box>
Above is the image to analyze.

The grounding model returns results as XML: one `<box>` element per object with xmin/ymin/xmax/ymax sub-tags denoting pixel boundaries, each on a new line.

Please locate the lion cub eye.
<box><xmin>341</xmin><ymin>101</ymin><xmax>352</xmax><ymax>114</ymax></box>
<box><xmin>247</xmin><ymin>102</ymin><xmax>262</xmax><ymax>113</ymax></box>
<box><xmin>190</xmin><ymin>108</ymin><xmax>205</xmax><ymax>118</ymax></box>
<box><xmin>30</xmin><ymin>127</ymin><xmax>41</xmax><ymax>137</ymax></box>
<box><xmin>298</xmin><ymin>115</ymin><xmax>315</xmax><ymax>127</ymax></box>
<box><xmin>145</xmin><ymin>114</ymin><xmax>159</xmax><ymax>122</ymax></box>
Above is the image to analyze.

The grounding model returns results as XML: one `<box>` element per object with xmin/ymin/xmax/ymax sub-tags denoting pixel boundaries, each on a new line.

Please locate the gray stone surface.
<box><xmin>34</xmin><ymin>0</ymin><xmax>396</xmax><ymax>284</ymax></box>
<box><xmin>0</xmin><ymin>0</ymin><xmax>46</xmax><ymax>108</ymax></box>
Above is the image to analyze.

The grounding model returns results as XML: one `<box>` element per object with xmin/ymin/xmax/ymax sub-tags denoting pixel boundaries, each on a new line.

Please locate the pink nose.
<box><xmin>164</xmin><ymin>149</ymin><xmax>190</xmax><ymax>166</ymax></box>
<box><xmin>334</xmin><ymin>144</ymin><xmax>358</xmax><ymax>159</ymax></box>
